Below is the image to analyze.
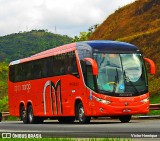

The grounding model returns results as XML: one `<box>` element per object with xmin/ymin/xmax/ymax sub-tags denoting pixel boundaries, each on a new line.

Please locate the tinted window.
<box><xmin>9</xmin><ymin>51</ymin><xmax>79</xmax><ymax>82</ymax></box>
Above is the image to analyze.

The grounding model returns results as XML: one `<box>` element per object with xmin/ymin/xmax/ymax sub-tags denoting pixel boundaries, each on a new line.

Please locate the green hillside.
<box><xmin>90</xmin><ymin>0</ymin><xmax>160</xmax><ymax>99</ymax></box>
<box><xmin>0</xmin><ymin>30</ymin><xmax>72</xmax><ymax>111</ymax></box>
<box><xmin>0</xmin><ymin>62</ymin><xmax>8</xmax><ymax>111</ymax></box>
<box><xmin>0</xmin><ymin>30</ymin><xmax>72</xmax><ymax>62</ymax></box>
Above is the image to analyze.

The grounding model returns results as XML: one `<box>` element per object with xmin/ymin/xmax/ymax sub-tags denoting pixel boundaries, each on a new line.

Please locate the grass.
<box><xmin>0</xmin><ymin>138</ymin><xmax>132</xmax><ymax>141</ymax></box>
<box><xmin>149</xmin><ymin>110</ymin><xmax>160</xmax><ymax>115</ymax></box>
<box><xmin>0</xmin><ymin>96</ymin><xmax>8</xmax><ymax>111</ymax></box>
<box><xmin>117</xmin><ymin>27</ymin><xmax>160</xmax><ymax>42</ymax></box>
<box><xmin>150</xmin><ymin>95</ymin><xmax>160</xmax><ymax>104</ymax></box>
<box><xmin>148</xmin><ymin>94</ymin><xmax>160</xmax><ymax>115</ymax></box>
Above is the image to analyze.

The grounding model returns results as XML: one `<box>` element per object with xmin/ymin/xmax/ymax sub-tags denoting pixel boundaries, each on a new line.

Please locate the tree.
<box><xmin>72</xmin><ymin>24</ymin><xmax>99</xmax><ymax>42</ymax></box>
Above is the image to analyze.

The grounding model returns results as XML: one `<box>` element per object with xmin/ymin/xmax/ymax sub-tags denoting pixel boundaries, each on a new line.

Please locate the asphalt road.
<box><xmin>0</xmin><ymin>118</ymin><xmax>160</xmax><ymax>139</ymax></box>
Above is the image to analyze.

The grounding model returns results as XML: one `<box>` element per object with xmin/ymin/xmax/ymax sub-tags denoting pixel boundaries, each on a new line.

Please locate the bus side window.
<box><xmin>15</xmin><ymin>65</ymin><xmax>22</xmax><ymax>82</ymax></box>
<box><xmin>33</xmin><ymin>60</ymin><xmax>42</xmax><ymax>79</ymax></box>
<box><xmin>66</xmin><ymin>52</ymin><xmax>79</xmax><ymax>77</ymax></box>
<box><xmin>9</xmin><ymin>65</ymin><xmax>15</xmax><ymax>82</ymax></box>
<box><xmin>86</xmin><ymin>65</ymin><xmax>94</xmax><ymax>90</ymax></box>
<box><xmin>80</xmin><ymin>60</ymin><xmax>94</xmax><ymax>90</ymax></box>
<box><xmin>80</xmin><ymin>60</ymin><xmax>87</xmax><ymax>82</ymax></box>
<box><xmin>52</xmin><ymin>56</ymin><xmax>58</xmax><ymax>76</ymax></box>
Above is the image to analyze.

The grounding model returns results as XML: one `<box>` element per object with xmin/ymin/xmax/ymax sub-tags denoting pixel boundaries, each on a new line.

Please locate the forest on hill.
<box><xmin>89</xmin><ymin>0</ymin><xmax>160</xmax><ymax>98</ymax></box>
<box><xmin>0</xmin><ymin>30</ymin><xmax>72</xmax><ymax>62</ymax></box>
<box><xmin>0</xmin><ymin>30</ymin><xmax>72</xmax><ymax>111</ymax></box>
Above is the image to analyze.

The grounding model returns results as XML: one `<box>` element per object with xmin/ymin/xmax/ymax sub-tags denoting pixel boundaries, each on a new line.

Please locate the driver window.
<box><xmin>96</xmin><ymin>53</ymin><xmax>124</xmax><ymax>93</ymax></box>
<box><xmin>86</xmin><ymin>65</ymin><xmax>94</xmax><ymax>90</ymax></box>
<box><xmin>80</xmin><ymin>60</ymin><xmax>94</xmax><ymax>90</ymax></box>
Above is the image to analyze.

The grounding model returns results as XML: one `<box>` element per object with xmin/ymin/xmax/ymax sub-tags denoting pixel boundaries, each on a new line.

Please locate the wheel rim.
<box><xmin>79</xmin><ymin>106</ymin><xmax>84</xmax><ymax>122</ymax></box>
<box><xmin>22</xmin><ymin>110</ymin><xmax>26</xmax><ymax>120</ymax></box>
<box><xmin>28</xmin><ymin>108</ymin><xmax>33</xmax><ymax>123</ymax></box>
<box><xmin>21</xmin><ymin>107</ymin><xmax>26</xmax><ymax>121</ymax></box>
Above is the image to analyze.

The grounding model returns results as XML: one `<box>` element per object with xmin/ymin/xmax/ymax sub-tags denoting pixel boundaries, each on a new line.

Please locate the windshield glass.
<box><xmin>94</xmin><ymin>53</ymin><xmax>147</xmax><ymax>96</ymax></box>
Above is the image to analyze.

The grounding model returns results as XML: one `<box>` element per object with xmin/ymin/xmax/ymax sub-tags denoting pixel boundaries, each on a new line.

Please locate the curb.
<box><xmin>93</xmin><ymin>115</ymin><xmax>160</xmax><ymax>120</ymax></box>
<box><xmin>137</xmin><ymin>115</ymin><xmax>160</xmax><ymax>119</ymax></box>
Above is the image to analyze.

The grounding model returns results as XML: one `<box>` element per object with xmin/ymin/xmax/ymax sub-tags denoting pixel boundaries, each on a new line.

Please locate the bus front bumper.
<box><xmin>88</xmin><ymin>102</ymin><xmax>150</xmax><ymax>116</ymax></box>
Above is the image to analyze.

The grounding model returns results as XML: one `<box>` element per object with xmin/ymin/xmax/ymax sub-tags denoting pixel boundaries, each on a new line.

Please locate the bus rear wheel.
<box><xmin>27</xmin><ymin>105</ymin><xmax>44</xmax><ymax>124</ymax></box>
<box><xmin>20</xmin><ymin>105</ymin><xmax>28</xmax><ymax>124</ymax></box>
<box><xmin>27</xmin><ymin>105</ymin><xmax>35</xmax><ymax>124</ymax></box>
<box><xmin>77</xmin><ymin>102</ymin><xmax>91</xmax><ymax>124</ymax></box>
<box><xmin>119</xmin><ymin>115</ymin><xmax>131</xmax><ymax>123</ymax></box>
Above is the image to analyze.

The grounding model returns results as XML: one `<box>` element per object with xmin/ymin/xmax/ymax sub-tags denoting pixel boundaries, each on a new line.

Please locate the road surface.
<box><xmin>0</xmin><ymin>118</ymin><xmax>160</xmax><ymax>139</ymax></box>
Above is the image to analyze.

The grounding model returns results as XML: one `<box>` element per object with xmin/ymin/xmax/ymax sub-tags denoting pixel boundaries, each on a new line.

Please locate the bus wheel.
<box><xmin>119</xmin><ymin>115</ymin><xmax>131</xmax><ymax>123</ymax></box>
<box><xmin>20</xmin><ymin>105</ymin><xmax>28</xmax><ymax>124</ymax></box>
<box><xmin>58</xmin><ymin>117</ymin><xmax>75</xmax><ymax>124</ymax></box>
<box><xmin>77</xmin><ymin>102</ymin><xmax>91</xmax><ymax>124</ymax></box>
<box><xmin>27</xmin><ymin>105</ymin><xmax>36</xmax><ymax>124</ymax></box>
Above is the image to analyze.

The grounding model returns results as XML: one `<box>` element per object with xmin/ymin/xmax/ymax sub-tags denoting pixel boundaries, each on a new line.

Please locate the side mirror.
<box><xmin>84</xmin><ymin>58</ymin><xmax>98</xmax><ymax>76</ymax></box>
<box><xmin>144</xmin><ymin>58</ymin><xmax>156</xmax><ymax>75</ymax></box>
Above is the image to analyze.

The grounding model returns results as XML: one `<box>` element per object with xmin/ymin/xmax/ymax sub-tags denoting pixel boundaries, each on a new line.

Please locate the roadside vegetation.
<box><xmin>0</xmin><ymin>30</ymin><xmax>72</xmax><ymax>62</ymax></box>
<box><xmin>0</xmin><ymin>62</ymin><xmax>8</xmax><ymax>112</ymax></box>
<box><xmin>0</xmin><ymin>138</ymin><xmax>132</xmax><ymax>141</ymax></box>
<box><xmin>0</xmin><ymin>30</ymin><xmax>72</xmax><ymax>112</ymax></box>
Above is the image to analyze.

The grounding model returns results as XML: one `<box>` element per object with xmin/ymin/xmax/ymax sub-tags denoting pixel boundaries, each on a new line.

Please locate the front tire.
<box><xmin>77</xmin><ymin>102</ymin><xmax>91</xmax><ymax>124</ymax></box>
<box><xmin>119</xmin><ymin>115</ymin><xmax>131</xmax><ymax>123</ymax></box>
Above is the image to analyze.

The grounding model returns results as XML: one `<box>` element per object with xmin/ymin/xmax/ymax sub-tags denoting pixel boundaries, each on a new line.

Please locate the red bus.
<box><xmin>8</xmin><ymin>40</ymin><xmax>156</xmax><ymax>124</ymax></box>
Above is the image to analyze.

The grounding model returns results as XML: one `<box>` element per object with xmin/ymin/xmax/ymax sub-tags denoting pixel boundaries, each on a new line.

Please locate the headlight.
<box><xmin>141</xmin><ymin>98</ymin><xmax>149</xmax><ymax>103</ymax></box>
<box><xmin>94</xmin><ymin>96</ymin><xmax>111</xmax><ymax>105</ymax></box>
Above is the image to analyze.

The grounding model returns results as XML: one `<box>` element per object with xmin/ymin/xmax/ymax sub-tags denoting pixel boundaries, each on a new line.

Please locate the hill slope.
<box><xmin>0</xmin><ymin>30</ymin><xmax>72</xmax><ymax>111</ymax></box>
<box><xmin>90</xmin><ymin>0</ymin><xmax>160</xmax><ymax>97</ymax></box>
<box><xmin>90</xmin><ymin>0</ymin><xmax>160</xmax><ymax>40</ymax></box>
<box><xmin>0</xmin><ymin>30</ymin><xmax>72</xmax><ymax>62</ymax></box>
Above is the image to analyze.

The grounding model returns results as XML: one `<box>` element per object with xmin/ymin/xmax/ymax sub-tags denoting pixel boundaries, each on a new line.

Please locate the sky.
<box><xmin>0</xmin><ymin>0</ymin><xmax>136</xmax><ymax>37</ymax></box>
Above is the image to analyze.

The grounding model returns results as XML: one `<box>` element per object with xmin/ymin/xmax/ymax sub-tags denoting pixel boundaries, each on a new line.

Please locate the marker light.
<box><xmin>140</xmin><ymin>98</ymin><xmax>149</xmax><ymax>103</ymax></box>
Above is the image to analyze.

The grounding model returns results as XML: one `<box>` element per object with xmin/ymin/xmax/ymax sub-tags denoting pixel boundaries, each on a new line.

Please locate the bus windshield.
<box><xmin>93</xmin><ymin>53</ymin><xmax>148</xmax><ymax>96</ymax></box>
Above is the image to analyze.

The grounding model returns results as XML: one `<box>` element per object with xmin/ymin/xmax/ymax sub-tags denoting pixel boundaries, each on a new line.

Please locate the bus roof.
<box><xmin>77</xmin><ymin>40</ymin><xmax>139</xmax><ymax>53</ymax></box>
<box><xmin>10</xmin><ymin>43</ymin><xmax>76</xmax><ymax>65</ymax></box>
<box><xmin>10</xmin><ymin>40</ymin><xmax>140</xmax><ymax>66</ymax></box>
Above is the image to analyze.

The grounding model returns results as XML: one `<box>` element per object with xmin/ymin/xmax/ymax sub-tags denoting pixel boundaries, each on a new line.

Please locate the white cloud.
<box><xmin>0</xmin><ymin>0</ymin><xmax>135</xmax><ymax>37</ymax></box>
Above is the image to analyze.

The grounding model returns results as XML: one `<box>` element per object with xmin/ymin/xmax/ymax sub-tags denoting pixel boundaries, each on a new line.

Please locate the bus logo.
<box><xmin>43</xmin><ymin>80</ymin><xmax>63</xmax><ymax>115</ymax></box>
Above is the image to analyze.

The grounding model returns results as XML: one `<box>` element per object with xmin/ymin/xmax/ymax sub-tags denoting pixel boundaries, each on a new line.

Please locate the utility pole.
<box><xmin>55</xmin><ymin>26</ymin><xmax>57</xmax><ymax>34</ymax></box>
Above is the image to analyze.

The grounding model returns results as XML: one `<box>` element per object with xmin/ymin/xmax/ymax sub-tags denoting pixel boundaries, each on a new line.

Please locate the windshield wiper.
<box><xmin>113</xmin><ymin>68</ymin><xmax>119</xmax><ymax>93</ymax></box>
<box><xmin>123</xmin><ymin>70</ymin><xmax>139</xmax><ymax>94</ymax></box>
